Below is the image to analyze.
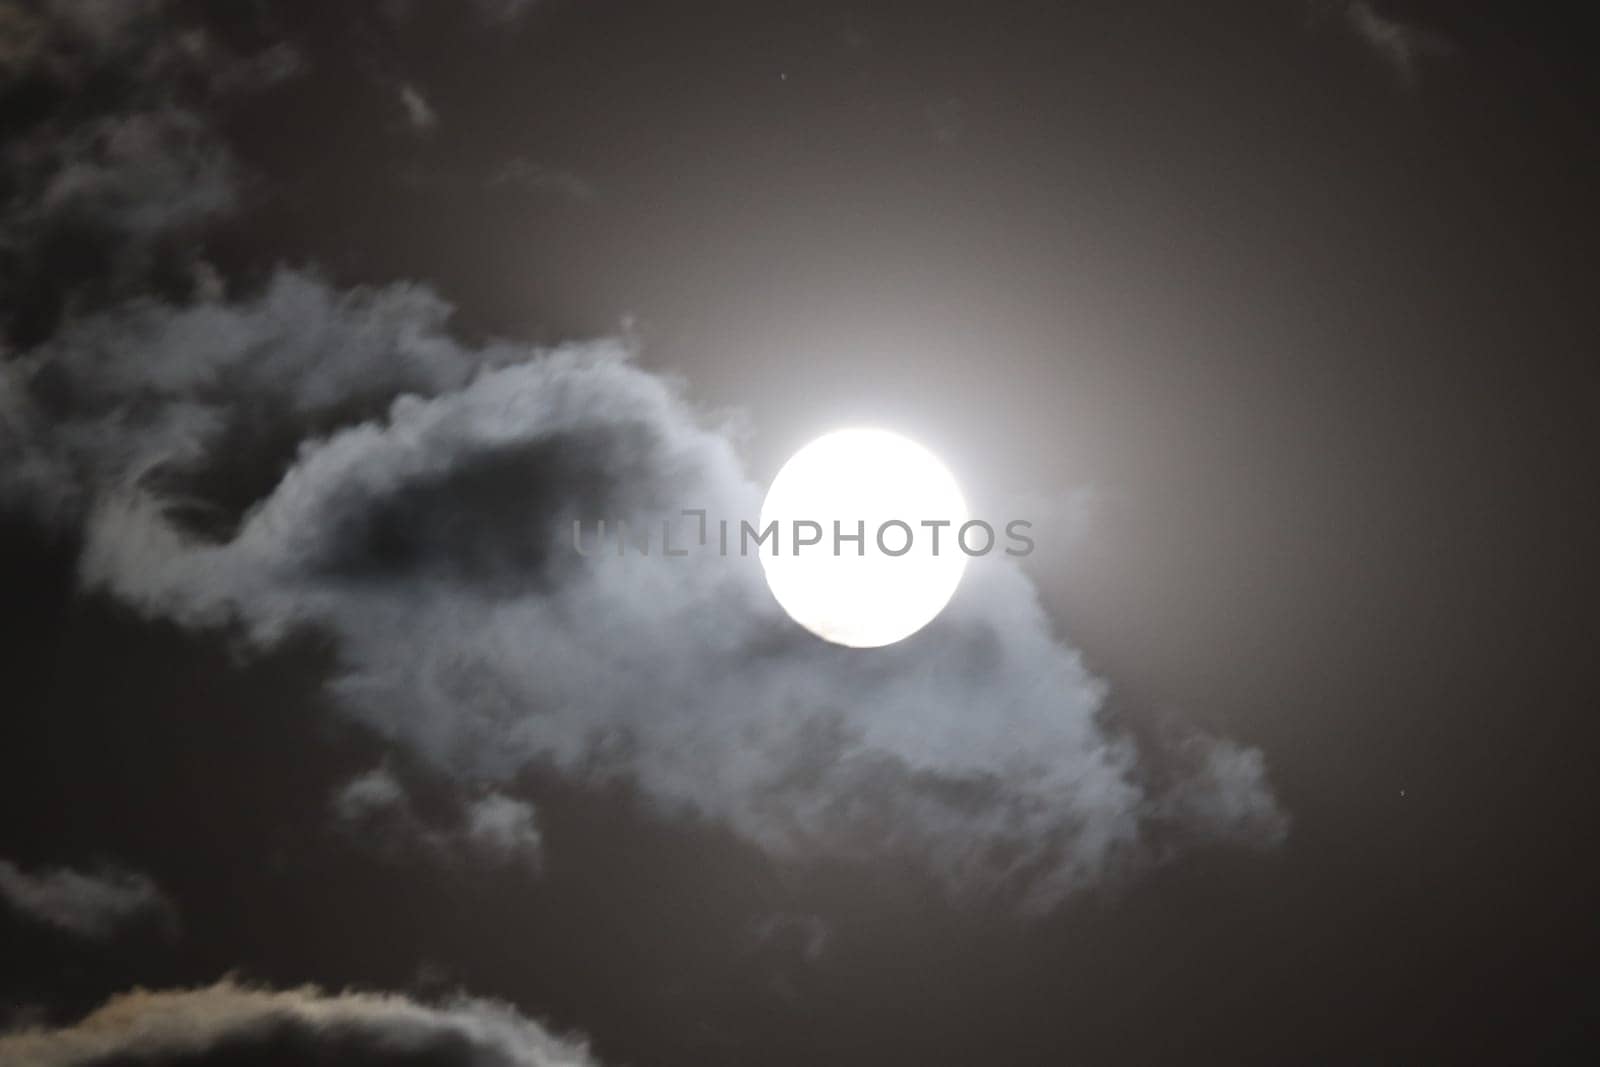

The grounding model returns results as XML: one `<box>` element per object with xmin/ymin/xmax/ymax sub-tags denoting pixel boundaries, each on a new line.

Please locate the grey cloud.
<box><xmin>0</xmin><ymin>859</ymin><xmax>175</xmax><ymax>939</ymax></box>
<box><xmin>466</xmin><ymin>794</ymin><xmax>544</xmax><ymax>868</ymax></box>
<box><xmin>1</xmin><ymin>268</ymin><xmax>527</xmax><ymax>522</ymax></box>
<box><xmin>333</xmin><ymin>764</ymin><xmax>410</xmax><ymax>823</ymax></box>
<box><xmin>332</xmin><ymin>765</ymin><xmax>452</xmax><ymax>859</ymax></box>
<box><xmin>0</xmin><ymin>979</ymin><xmax>598</xmax><ymax>1067</ymax></box>
<box><xmin>333</xmin><ymin>766</ymin><xmax>544</xmax><ymax>871</ymax></box>
<box><xmin>0</xmin><ymin>98</ymin><xmax>234</xmax><ymax>317</ymax></box>
<box><xmin>1147</xmin><ymin>729</ymin><xmax>1289</xmax><ymax>857</ymax></box>
<box><xmin>24</xmin><ymin>107</ymin><xmax>234</xmax><ymax>238</ymax></box>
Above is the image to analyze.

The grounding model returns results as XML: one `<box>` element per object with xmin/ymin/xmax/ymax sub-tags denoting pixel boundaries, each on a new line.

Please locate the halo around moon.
<box><xmin>758</xmin><ymin>428</ymin><xmax>968</xmax><ymax>648</ymax></box>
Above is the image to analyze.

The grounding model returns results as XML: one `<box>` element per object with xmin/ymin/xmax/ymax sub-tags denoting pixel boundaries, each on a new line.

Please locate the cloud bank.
<box><xmin>0</xmin><ymin>980</ymin><xmax>597</xmax><ymax>1067</ymax></box>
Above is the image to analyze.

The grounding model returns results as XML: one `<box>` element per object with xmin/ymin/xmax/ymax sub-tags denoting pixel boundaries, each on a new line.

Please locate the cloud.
<box><xmin>1</xmin><ymin>267</ymin><xmax>526</xmax><ymax>522</ymax></box>
<box><xmin>1346</xmin><ymin>2</ymin><xmax>1451</xmax><ymax>83</ymax></box>
<box><xmin>332</xmin><ymin>764</ymin><xmax>451</xmax><ymax>858</ymax></box>
<box><xmin>398</xmin><ymin>83</ymin><xmax>438</xmax><ymax>132</ymax></box>
<box><xmin>0</xmin><ymin>0</ymin><xmax>1285</xmax><ymax>913</ymax></box>
<box><xmin>333</xmin><ymin>766</ymin><xmax>544</xmax><ymax>871</ymax></box>
<box><xmin>0</xmin><ymin>859</ymin><xmax>175</xmax><ymax>939</ymax></box>
<box><xmin>465</xmin><ymin>794</ymin><xmax>544</xmax><ymax>867</ymax></box>
<box><xmin>333</xmin><ymin>764</ymin><xmax>411</xmax><ymax>823</ymax></box>
<box><xmin>1303</xmin><ymin>1</ymin><xmax>1453</xmax><ymax>86</ymax></box>
<box><xmin>0</xmin><ymin>979</ymin><xmax>598</xmax><ymax>1066</ymax></box>
<box><xmin>487</xmin><ymin>158</ymin><xmax>595</xmax><ymax>201</ymax></box>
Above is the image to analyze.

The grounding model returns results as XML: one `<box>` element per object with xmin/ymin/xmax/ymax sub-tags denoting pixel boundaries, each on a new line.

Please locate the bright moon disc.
<box><xmin>759</xmin><ymin>428</ymin><xmax>969</xmax><ymax>648</ymax></box>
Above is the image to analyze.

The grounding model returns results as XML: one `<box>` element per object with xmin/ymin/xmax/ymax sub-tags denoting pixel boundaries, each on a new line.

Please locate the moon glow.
<box><xmin>758</xmin><ymin>428</ymin><xmax>969</xmax><ymax>648</ymax></box>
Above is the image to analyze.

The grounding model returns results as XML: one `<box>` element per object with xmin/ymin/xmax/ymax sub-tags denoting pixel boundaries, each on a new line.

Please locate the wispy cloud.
<box><xmin>487</xmin><ymin>157</ymin><xmax>595</xmax><ymax>201</ymax></box>
<box><xmin>398</xmin><ymin>82</ymin><xmax>439</xmax><ymax>132</ymax></box>
<box><xmin>1308</xmin><ymin>1</ymin><xmax>1454</xmax><ymax>86</ymax></box>
<box><xmin>1349</xmin><ymin>2</ymin><xmax>1451</xmax><ymax>83</ymax></box>
<box><xmin>0</xmin><ymin>859</ymin><xmax>175</xmax><ymax>939</ymax></box>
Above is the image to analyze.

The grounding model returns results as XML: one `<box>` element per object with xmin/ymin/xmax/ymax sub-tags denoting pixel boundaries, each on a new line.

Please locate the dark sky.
<box><xmin>2</xmin><ymin>1</ymin><xmax>1598</xmax><ymax>1064</ymax></box>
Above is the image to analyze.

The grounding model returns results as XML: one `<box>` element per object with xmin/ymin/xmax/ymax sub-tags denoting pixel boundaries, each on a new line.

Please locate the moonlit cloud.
<box><xmin>5</xmin><ymin>298</ymin><xmax>1285</xmax><ymax>908</ymax></box>
<box><xmin>0</xmin><ymin>980</ymin><xmax>599</xmax><ymax>1067</ymax></box>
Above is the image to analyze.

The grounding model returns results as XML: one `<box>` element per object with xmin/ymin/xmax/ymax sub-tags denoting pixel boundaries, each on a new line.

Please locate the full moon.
<box><xmin>759</xmin><ymin>428</ymin><xmax>969</xmax><ymax>648</ymax></box>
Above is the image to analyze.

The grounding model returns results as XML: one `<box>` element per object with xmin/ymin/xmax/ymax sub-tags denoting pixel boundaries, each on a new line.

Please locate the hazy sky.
<box><xmin>1</xmin><ymin>2</ymin><xmax>1597</xmax><ymax>1064</ymax></box>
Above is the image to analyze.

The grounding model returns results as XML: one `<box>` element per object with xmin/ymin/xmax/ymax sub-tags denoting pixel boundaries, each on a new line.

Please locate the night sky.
<box><xmin>2</xmin><ymin>2</ymin><xmax>1598</xmax><ymax>1064</ymax></box>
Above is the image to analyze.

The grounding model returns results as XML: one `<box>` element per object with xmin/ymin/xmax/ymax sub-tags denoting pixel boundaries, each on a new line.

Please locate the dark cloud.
<box><xmin>0</xmin><ymin>980</ymin><xmax>598</xmax><ymax>1066</ymax></box>
<box><xmin>0</xmin><ymin>0</ymin><xmax>298</xmax><ymax>344</ymax></box>
<box><xmin>0</xmin><ymin>860</ymin><xmax>174</xmax><ymax>940</ymax></box>
<box><xmin>0</xmin><ymin>268</ymin><xmax>530</xmax><ymax>526</ymax></box>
